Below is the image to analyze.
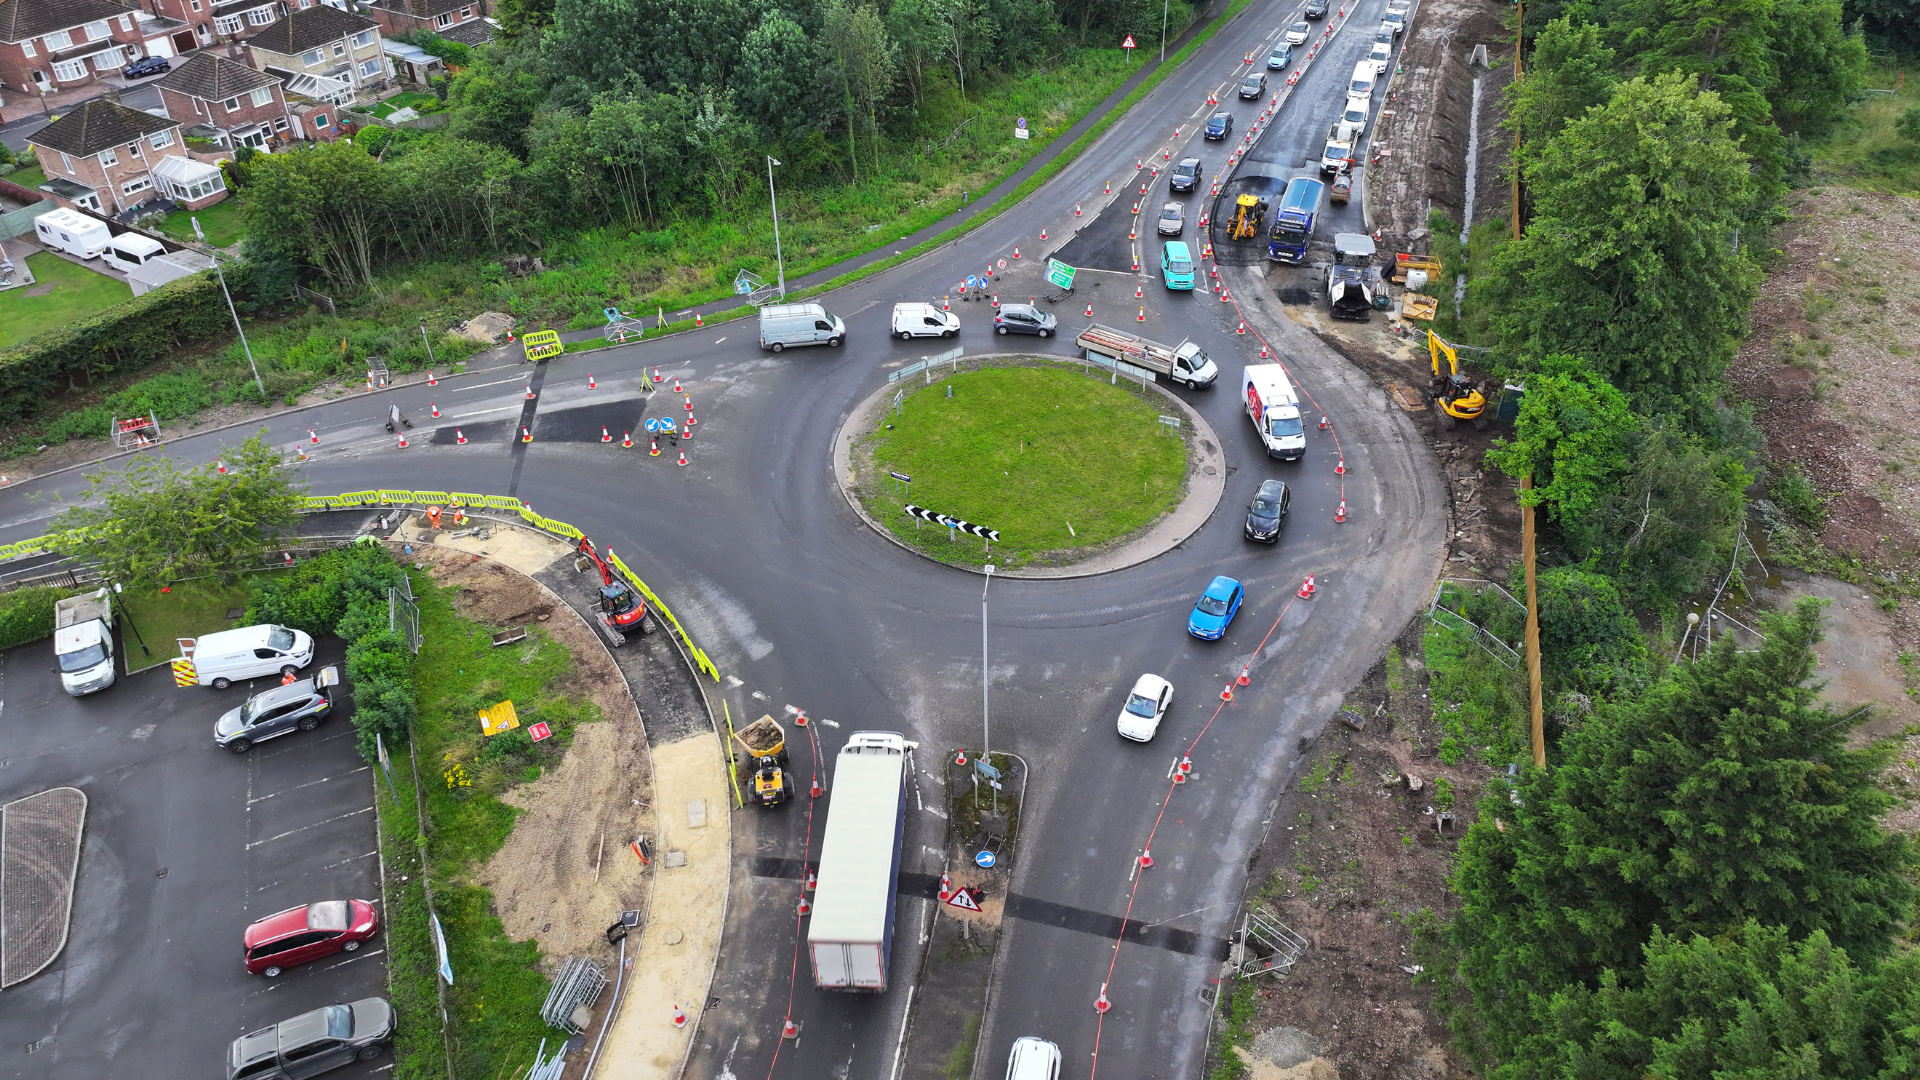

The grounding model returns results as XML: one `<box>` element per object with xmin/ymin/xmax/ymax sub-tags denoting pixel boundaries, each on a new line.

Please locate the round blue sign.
<box><xmin>643</xmin><ymin>417</ymin><xmax>660</xmax><ymax>433</ymax></box>
<box><xmin>975</xmin><ymin>850</ymin><xmax>997</xmax><ymax>868</ymax></box>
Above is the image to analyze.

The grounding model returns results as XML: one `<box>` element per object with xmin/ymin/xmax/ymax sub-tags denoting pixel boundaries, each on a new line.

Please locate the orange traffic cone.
<box><xmin>1040</xmin><ymin>227</ymin><xmax>1047</xmax><ymax>241</ymax></box>
<box><xmin>622</xmin><ymin>430</ymin><xmax>634</xmax><ymax>448</ymax></box>
<box><xmin>1335</xmin><ymin>457</ymin><xmax>1345</xmax><ymax>474</ymax></box>
<box><xmin>1012</xmin><ymin>247</ymin><xmax>1020</xmax><ymax>259</ymax></box>
<box><xmin>521</xmin><ymin>425</ymin><xmax>532</xmax><ymax>443</ymax></box>
<box><xmin>672</xmin><ymin>1003</ymin><xmax>689</xmax><ymax>1028</ymax></box>
<box><xmin>1299</xmin><ymin>574</ymin><xmax>1317</xmax><ymax>598</ymax></box>
<box><xmin>526</xmin><ymin>384</ymin><xmax>536</xmax><ymax>400</ymax></box>
<box><xmin>456</xmin><ymin>428</ymin><xmax>467</xmax><ymax>444</ymax></box>
<box><xmin>677</xmin><ymin>450</ymin><xmax>687</xmax><ymax>467</ymax></box>
<box><xmin>1138</xmin><ymin>307</ymin><xmax>1147</xmax><ymax>322</ymax></box>
<box><xmin>673</xmin><ymin>376</ymin><xmax>682</xmax><ymax>394</ymax></box>
<box><xmin>695</xmin><ymin>311</ymin><xmax>704</xmax><ymax>327</ymax></box>
<box><xmin>1136</xmin><ymin>283</ymin><xmax>1144</xmax><ymax>298</ymax></box>
<box><xmin>601</xmin><ymin>426</ymin><xmax>613</xmax><ymax>443</ymax></box>
<box><xmin>1085</xmin><ymin>303</ymin><xmax>1094</xmax><ymax>317</ymax></box>
<box><xmin>427</xmin><ymin>370</ymin><xmax>437</xmax><ymax>386</ymax></box>
<box><xmin>397</xmin><ymin>432</ymin><xmax>408</xmax><ymax>448</ymax></box>
<box><xmin>309</xmin><ymin>429</ymin><xmax>318</xmax><ymax>444</ymax></box>
<box><xmin>430</xmin><ymin>402</ymin><xmax>440</xmax><ymax>418</ymax></box>
<box><xmin>1139</xmin><ymin>850</ymin><xmax>1154</xmax><ymax>869</ymax></box>
<box><xmin>649</xmin><ymin>436</ymin><xmax>660</xmax><ymax>456</ymax></box>
<box><xmin>588</xmin><ymin>374</ymin><xmax>597</xmax><ymax>389</ymax></box>
<box><xmin>1336</xmin><ymin>499</ymin><xmax>1348</xmax><ymax>523</ymax></box>
<box><xmin>1237</xmin><ymin>320</ymin><xmax>1247</xmax><ymax>334</ymax></box>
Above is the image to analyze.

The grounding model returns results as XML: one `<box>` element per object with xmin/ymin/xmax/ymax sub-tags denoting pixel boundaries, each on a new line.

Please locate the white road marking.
<box><xmin>249</xmin><ymin>766</ymin><xmax>370</xmax><ymax>804</ymax></box>
<box><xmin>246</xmin><ymin>805</ymin><xmax>376</xmax><ymax>849</ymax></box>
<box><xmin>714</xmin><ymin>337</ymin><xmax>726</xmax><ymax>344</ymax></box>
<box><xmin>446</xmin><ymin>404</ymin><xmax>524</xmax><ymax>422</ymax></box>
<box><xmin>321</xmin><ymin>947</ymin><xmax>384</xmax><ymax>971</ymax></box>
<box><xmin>451</xmin><ymin>375</ymin><xmax>532</xmax><ymax>393</ymax></box>
<box><xmin>816</xmin><ymin>717</ymin><xmax>841</xmax><ymax>728</ymax></box>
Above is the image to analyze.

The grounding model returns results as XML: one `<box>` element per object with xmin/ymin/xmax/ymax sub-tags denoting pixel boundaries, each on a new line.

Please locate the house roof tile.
<box><xmin>0</xmin><ymin>0</ymin><xmax>140</xmax><ymax>45</ymax></box>
<box><xmin>155</xmin><ymin>51</ymin><xmax>279</xmax><ymax>103</ymax></box>
<box><xmin>27</xmin><ymin>97</ymin><xmax>178</xmax><ymax>158</ymax></box>
<box><xmin>242</xmin><ymin>4</ymin><xmax>376</xmax><ymax>55</ymax></box>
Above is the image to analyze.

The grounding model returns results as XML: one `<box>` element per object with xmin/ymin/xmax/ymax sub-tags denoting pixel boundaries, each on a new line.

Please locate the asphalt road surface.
<box><xmin>0</xmin><ymin>639</ymin><xmax>389</xmax><ymax>1079</ymax></box>
<box><xmin>0</xmin><ymin>0</ymin><xmax>1443</xmax><ymax>1073</ymax></box>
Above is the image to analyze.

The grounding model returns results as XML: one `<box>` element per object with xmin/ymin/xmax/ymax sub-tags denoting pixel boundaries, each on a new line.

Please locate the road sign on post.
<box><xmin>1046</xmin><ymin>259</ymin><xmax>1077</xmax><ymax>291</ymax></box>
<box><xmin>1121</xmin><ymin>33</ymin><xmax>1136</xmax><ymax>64</ymax></box>
<box><xmin>1014</xmin><ymin>116</ymin><xmax>1029</xmax><ymax>140</ymax></box>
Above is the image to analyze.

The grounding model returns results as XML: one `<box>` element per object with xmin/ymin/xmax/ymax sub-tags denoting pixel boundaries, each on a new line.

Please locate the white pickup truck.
<box><xmin>1075</xmin><ymin>324</ymin><xmax>1219</xmax><ymax>388</ymax></box>
<box><xmin>1242</xmin><ymin>365</ymin><xmax>1307</xmax><ymax>460</ymax></box>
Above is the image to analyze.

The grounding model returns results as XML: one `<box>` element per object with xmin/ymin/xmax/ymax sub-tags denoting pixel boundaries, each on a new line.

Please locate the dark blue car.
<box><xmin>123</xmin><ymin>55</ymin><xmax>171</xmax><ymax>79</ymax></box>
<box><xmin>1187</xmin><ymin>575</ymin><xmax>1245</xmax><ymax>639</ymax></box>
<box><xmin>1204</xmin><ymin>111</ymin><xmax>1234</xmax><ymax>140</ymax></box>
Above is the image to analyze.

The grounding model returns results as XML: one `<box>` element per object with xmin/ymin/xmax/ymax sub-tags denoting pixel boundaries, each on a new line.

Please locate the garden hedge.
<box><xmin>0</xmin><ymin>585</ymin><xmax>63</xmax><ymax>651</ymax></box>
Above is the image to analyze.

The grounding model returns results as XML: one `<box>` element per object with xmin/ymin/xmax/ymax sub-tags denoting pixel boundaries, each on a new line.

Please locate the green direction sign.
<box><xmin>1046</xmin><ymin>258</ymin><xmax>1077</xmax><ymax>291</ymax></box>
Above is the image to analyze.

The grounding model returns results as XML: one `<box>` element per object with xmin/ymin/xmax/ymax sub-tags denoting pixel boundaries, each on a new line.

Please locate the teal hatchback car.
<box><xmin>1161</xmin><ymin>241</ymin><xmax>1196</xmax><ymax>290</ymax></box>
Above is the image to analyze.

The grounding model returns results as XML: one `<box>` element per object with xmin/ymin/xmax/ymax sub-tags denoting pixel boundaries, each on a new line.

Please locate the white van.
<box><xmin>104</xmin><ymin>232</ymin><xmax>167</xmax><ymax>272</ymax></box>
<box><xmin>759</xmin><ymin>302</ymin><xmax>846</xmax><ymax>352</ymax></box>
<box><xmin>890</xmin><ymin>301</ymin><xmax>959</xmax><ymax>339</ymax></box>
<box><xmin>1005</xmin><ymin>1037</ymin><xmax>1061</xmax><ymax>1080</ymax></box>
<box><xmin>34</xmin><ymin>208</ymin><xmax>111</xmax><ymax>259</ymax></box>
<box><xmin>1349</xmin><ymin>59</ymin><xmax>1377</xmax><ymax>98</ymax></box>
<box><xmin>1341</xmin><ymin>94</ymin><xmax>1372</xmax><ymax>134</ymax></box>
<box><xmin>1370</xmin><ymin>35</ymin><xmax>1393</xmax><ymax>73</ymax></box>
<box><xmin>183</xmin><ymin>624</ymin><xmax>316</xmax><ymax>690</ymax></box>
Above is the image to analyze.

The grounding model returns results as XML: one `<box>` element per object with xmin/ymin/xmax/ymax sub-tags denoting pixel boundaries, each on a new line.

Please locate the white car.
<box><xmin>1370</xmin><ymin>38</ymin><xmax>1392</xmax><ymax>74</ymax></box>
<box><xmin>891</xmin><ymin>301</ymin><xmax>960</xmax><ymax>339</ymax></box>
<box><xmin>1341</xmin><ymin>94</ymin><xmax>1371</xmax><ymax>133</ymax></box>
<box><xmin>1283</xmin><ymin>20</ymin><xmax>1309</xmax><ymax>44</ymax></box>
<box><xmin>1382</xmin><ymin>7</ymin><xmax>1406</xmax><ymax>34</ymax></box>
<box><xmin>1117</xmin><ymin>674</ymin><xmax>1173</xmax><ymax>742</ymax></box>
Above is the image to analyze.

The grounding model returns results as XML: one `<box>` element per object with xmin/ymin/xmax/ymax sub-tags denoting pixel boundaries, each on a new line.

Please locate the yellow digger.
<box><xmin>1428</xmin><ymin>331</ymin><xmax>1487</xmax><ymax>425</ymax></box>
<box><xmin>1227</xmin><ymin>194</ymin><xmax>1267</xmax><ymax>241</ymax></box>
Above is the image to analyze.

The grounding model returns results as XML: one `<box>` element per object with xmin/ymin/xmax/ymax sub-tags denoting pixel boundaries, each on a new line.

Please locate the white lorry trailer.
<box><xmin>1075</xmin><ymin>324</ymin><xmax>1219</xmax><ymax>389</ymax></box>
<box><xmin>808</xmin><ymin>730</ymin><xmax>917</xmax><ymax>991</ymax></box>
<box><xmin>1242</xmin><ymin>365</ymin><xmax>1307</xmax><ymax>460</ymax></box>
<box><xmin>54</xmin><ymin>588</ymin><xmax>116</xmax><ymax>696</ymax></box>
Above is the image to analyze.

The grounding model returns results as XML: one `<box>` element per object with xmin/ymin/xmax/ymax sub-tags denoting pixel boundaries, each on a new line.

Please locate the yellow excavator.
<box><xmin>1428</xmin><ymin>331</ymin><xmax>1486</xmax><ymax>425</ymax></box>
<box><xmin>1227</xmin><ymin>193</ymin><xmax>1267</xmax><ymax>241</ymax></box>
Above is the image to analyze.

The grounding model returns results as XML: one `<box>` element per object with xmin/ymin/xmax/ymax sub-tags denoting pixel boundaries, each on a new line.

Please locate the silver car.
<box><xmin>227</xmin><ymin>998</ymin><xmax>394</xmax><ymax>1079</ymax></box>
<box><xmin>215</xmin><ymin>667</ymin><xmax>338</xmax><ymax>753</ymax></box>
<box><xmin>993</xmin><ymin>303</ymin><xmax>1057</xmax><ymax>337</ymax></box>
<box><xmin>1157</xmin><ymin>202</ymin><xmax>1185</xmax><ymax>236</ymax></box>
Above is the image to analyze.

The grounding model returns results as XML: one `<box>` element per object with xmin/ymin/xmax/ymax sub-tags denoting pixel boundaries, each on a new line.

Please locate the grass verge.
<box><xmin>0</xmin><ymin>253</ymin><xmax>132</xmax><ymax>347</ymax></box>
<box><xmin>117</xmin><ymin>576</ymin><xmax>264</xmax><ymax>673</ymax></box>
<box><xmin>1811</xmin><ymin>62</ymin><xmax>1920</xmax><ymax>194</ymax></box>
<box><xmin>1421</xmin><ymin>620</ymin><xmax>1528</xmax><ymax>768</ymax></box>
<box><xmin>856</xmin><ymin>364</ymin><xmax>1187</xmax><ymax>568</ymax></box>
<box><xmin>160</xmin><ymin>198</ymin><xmax>248</xmax><ymax>247</ymax></box>
<box><xmin>378</xmin><ymin>568</ymin><xmax>605</xmax><ymax>1079</ymax></box>
<box><xmin>1207</xmin><ymin>976</ymin><xmax>1259</xmax><ymax>1080</ymax></box>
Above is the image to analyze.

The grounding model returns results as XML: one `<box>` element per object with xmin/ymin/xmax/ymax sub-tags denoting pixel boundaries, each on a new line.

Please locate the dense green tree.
<box><xmin>1481</xmin><ymin>74</ymin><xmax>1759</xmax><ymax>420</ymax></box>
<box><xmin>1505</xmin><ymin>17</ymin><xmax>1618</xmax><ymax>166</ymax></box>
<box><xmin>1440</xmin><ymin>599</ymin><xmax>1916</xmax><ymax>1068</ymax></box>
<box><xmin>738</xmin><ymin>11</ymin><xmax>817</xmax><ymax>136</ymax></box>
<box><xmin>446</xmin><ymin>44</ymin><xmax>548</xmax><ymax>157</ymax></box>
<box><xmin>1846</xmin><ymin>0</ymin><xmax>1920</xmax><ymax>56</ymax></box>
<box><xmin>1898</xmin><ymin>104</ymin><xmax>1920</xmax><ymax>145</ymax></box>
<box><xmin>243</xmin><ymin>141</ymin><xmax>390</xmax><ymax>290</ymax></box>
<box><xmin>817</xmin><ymin>0</ymin><xmax>898</xmax><ymax>176</ymax></box>
<box><xmin>49</xmin><ymin>433</ymin><xmax>303</xmax><ymax>588</ymax></box>
<box><xmin>1767</xmin><ymin>0</ymin><xmax>1868</xmax><ymax>140</ymax></box>
<box><xmin>1487</xmin><ymin>354</ymin><xmax>1639</xmax><ymax>522</ymax></box>
<box><xmin>1533</xmin><ymin>565</ymin><xmax>1647</xmax><ymax>697</ymax></box>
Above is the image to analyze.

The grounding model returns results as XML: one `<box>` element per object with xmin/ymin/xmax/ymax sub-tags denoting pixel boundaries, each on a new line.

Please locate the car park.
<box><xmin>245</xmin><ymin>900</ymin><xmax>381</xmax><ymax>976</ymax></box>
<box><xmin>1156</xmin><ymin>201</ymin><xmax>1184</xmax><ymax>236</ymax></box>
<box><xmin>1160</xmin><ymin>241</ymin><xmax>1196</xmax><ymax>290</ymax></box>
<box><xmin>1116</xmin><ymin>674</ymin><xmax>1174</xmax><ymax>742</ymax></box>
<box><xmin>1305</xmin><ymin>0</ymin><xmax>1329</xmax><ymax>16</ymax></box>
<box><xmin>1187</xmin><ymin>576</ymin><xmax>1245</xmax><ymax>640</ymax></box>
<box><xmin>1006</xmin><ymin>1036</ymin><xmax>1062</xmax><ymax>1080</ymax></box>
<box><xmin>1169</xmin><ymin>156</ymin><xmax>1202</xmax><ymax>192</ymax></box>
<box><xmin>1204</xmin><ymin>111</ymin><xmax>1234</xmax><ymax>140</ymax></box>
<box><xmin>1239</xmin><ymin>72</ymin><xmax>1267</xmax><ymax>99</ymax></box>
<box><xmin>123</xmin><ymin>55</ymin><xmax>171</xmax><ymax>78</ymax></box>
<box><xmin>1284</xmin><ymin>20</ymin><xmax>1309</xmax><ymax>44</ymax></box>
<box><xmin>1266</xmin><ymin>44</ymin><xmax>1292</xmax><ymax>69</ymax></box>
<box><xmin>994</xmin><ymin>303</ymin><xmax>1057</xmax><ymax>337</ymax></box>
<box><xmin>1244</xmin><ymin>479</ymin><xmax>1291</xmax><ymax>542</ymax></box>
<box><xmin>890</xmin><ymin>301</ymin><xmax>959</xmax><ymax>339</ymax></box>
<box><xmin>214</xmin><ymin>666</ymin><xmax>339</xmax><ymax>753</ymax></box>
<box><xmin>226</xmin><ymin>998</ymin><xmax>394</xmax><ymax>1080</ymax></box>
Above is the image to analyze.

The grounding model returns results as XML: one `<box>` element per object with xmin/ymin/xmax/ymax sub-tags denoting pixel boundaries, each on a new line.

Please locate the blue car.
<box><xmin>1187</xmin><ymin>575</ymin><xmax>1245</xmax><ymax>639</ymax></box>
<box><xmin>1204</xmin><ymin>111</ymin><xmax>1234</xmax><ymax>140</ymax></box>
<box><xmin>1161</xmin><ymin>241</ymin><xmax>1195</xmax><ymax>290</ymax></box>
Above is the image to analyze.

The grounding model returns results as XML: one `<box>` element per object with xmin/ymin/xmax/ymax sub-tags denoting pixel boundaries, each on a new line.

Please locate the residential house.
<box><xmin>25</xmin><ymin>96</ymin><xmax>226</xmax><ymax>216</ymax></box>
<box><xmin>360</xmin><ymin>0</ymin><xmax>486</xmax><ymax>42</ymax></box>
<box><xmin>0</xmin><ymin>0</ymin><xmax>149</xmax><ymax>97</ymax></box>
<box><xmin>155</xmin><ymin>50</ymin><xmax>297</xmax><ymax>149</ymax></box>
<box><xmin>241</xmin><ymin>5</ymin><xmax>387</xmax><ymax>106</ymax></box>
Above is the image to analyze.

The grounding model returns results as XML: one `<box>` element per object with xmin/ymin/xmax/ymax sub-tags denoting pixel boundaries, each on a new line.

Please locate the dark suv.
<box><xmin>1204</xmin><ymin>112</ymin><xmax>1233</xmax><ymax>140</ymax></box>
<box><xmin>1305</xmin><ymin>0</ymin><xmax>1329</xmax><ymax>16</ymax></box>
<box><xmin>1169</xmin><ymin>157</ymin><xmax>1202</xmax><ymax>192</ymax></box>
<box><xmin>215</xmin><ymin>666</ymin><xmax>339</xmax><ymax>753</ymax></box>
<box><xmin>227</xmin><ymin>999</ymin><xmax>394</xmax><ymax>1080</ymax></box>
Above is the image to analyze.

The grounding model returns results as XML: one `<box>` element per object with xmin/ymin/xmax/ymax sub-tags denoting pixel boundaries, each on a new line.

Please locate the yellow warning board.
<box><xmin>479</xmin><ymin>699</ymin><xmax>520</xmax><ymax>736</ymax></box>
<box><xmin>172</xmin><ymin>658</ymin><xmax>197</xmax><ymax>686</ymax></box>
<box><xmin>522</xmin><ymin>330</ymin><xmax>563</xmax><ymax>362</ymax></box>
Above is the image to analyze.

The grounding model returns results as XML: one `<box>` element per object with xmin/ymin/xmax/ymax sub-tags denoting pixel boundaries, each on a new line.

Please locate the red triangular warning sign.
<box><xmin>1121</xmin><ymin>34</ymin><xmax>1136</xmax><ymax>48</ymax></box>
<box><xmin>945</xmin><ymin>888</ymin><xmax>983</xmax><ymax>912</ymax></box>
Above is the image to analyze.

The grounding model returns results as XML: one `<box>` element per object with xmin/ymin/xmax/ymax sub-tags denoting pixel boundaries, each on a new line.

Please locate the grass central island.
<box><xmin>853</xmin><ymin>363</ymin><xmax>1192</xmax><ymax>569</ymax></box>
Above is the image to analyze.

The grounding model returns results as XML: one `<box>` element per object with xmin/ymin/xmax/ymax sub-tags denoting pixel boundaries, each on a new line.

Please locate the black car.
<box><xmin>993</xmin><ymin>303</ymin><xmax>1056</xmax><ymax>337</ymax></box>
<box><xmin>214</xmin><ymin>667</ymin><xmax>339</xmax><ymax>753</ymax></box>
<box><xmin>1239</xmin><ymin>72</ymin><xmax>1267</xmax><ymax>100</ymax></box>
<box><xmin>1169</xmin><ymin>157</ymin><xmax>1202</xmax><ymax>192</ymax></box>
<box><xmin>1204</xmin><ymin>111</ymin><xmax>1234</xmax><ymax>140</ymax></box>
<box><xmin>1244</xmin><ymin>480</ymin><xmax>1291</xmax><ymax>543</ymax></box>
<box><xmin>1305</xmin><ymin>0</ymin><xmax>1329</xmax><ymax>17</ymax></box>
<box><xmin>123</xmin><ymin>55</ymin><xmax>171</xmax><ymax>79</ymax></box>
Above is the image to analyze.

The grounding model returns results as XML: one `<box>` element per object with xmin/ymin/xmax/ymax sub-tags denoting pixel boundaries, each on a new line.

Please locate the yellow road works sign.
<box><xmin>479</xmin><ymin>699</ymin><xmax>520</xmax><ymax>736</ymax></box>
<box><xmin>522</xmin><ymin>330</ymin><xmax>563</xmax><ymax>362</ymax></box>
<box><xmin>172</xmin><ymin>658</ymin><xmax>197</xmax><ymax>686</ymax></box>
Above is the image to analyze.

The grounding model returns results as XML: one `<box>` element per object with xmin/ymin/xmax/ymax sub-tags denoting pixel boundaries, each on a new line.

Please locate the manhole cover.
<box><xmin>664</xmin><ymin>929</ymin><xmax>684</xmax><ymax>945</ymax></box>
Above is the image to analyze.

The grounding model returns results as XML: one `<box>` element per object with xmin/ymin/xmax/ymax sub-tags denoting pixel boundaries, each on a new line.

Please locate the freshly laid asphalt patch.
<box><xmin>1</xmin><ymin>787</ymin><xmax>87</xmax><ymax>988</ymax></box>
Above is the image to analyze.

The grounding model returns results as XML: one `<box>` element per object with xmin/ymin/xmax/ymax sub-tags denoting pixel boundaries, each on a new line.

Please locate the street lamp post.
<box><xmin>195</xmin><ymin>216</ymin><xmax>265</xmax><ymax>403</ymax></box>
<box><xmin>767</xmin><ymin>156</ymin><xmax>786</xmax><ymax>300</ymax></box>
<box><xmin>981</xmin><ymin>564</ymin><xmax>994</xmax><ymax>770</ymax></box>
<box><xmin>1161</xmin><ymin>0</ymin><xmax>1171</xmax><ymax>62</ymax></box>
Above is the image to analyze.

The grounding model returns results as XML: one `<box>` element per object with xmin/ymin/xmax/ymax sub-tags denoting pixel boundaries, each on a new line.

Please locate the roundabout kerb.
<box><xmin>833</xmin><ymin>354</ymin><xmax>1226</xmax><ymax>579</ymax></box>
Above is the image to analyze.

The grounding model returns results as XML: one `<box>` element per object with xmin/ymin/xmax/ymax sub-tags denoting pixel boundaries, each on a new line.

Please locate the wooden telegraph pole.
<box><xmin>1521</xmin><ymin>474</ymin><xmax>1544</xmax><ymax>768</ymax></box>
<box><xmin>1511</xmin><ymin>1</ymin><xmax>1524</xmax><ymax>242</ymax></box>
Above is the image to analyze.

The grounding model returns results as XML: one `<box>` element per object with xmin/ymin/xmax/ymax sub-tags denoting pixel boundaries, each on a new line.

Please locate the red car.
<box><xmin>244</xmin><ymin>900</ymin><xmax>380</xmax><ymax>976</ymax></box>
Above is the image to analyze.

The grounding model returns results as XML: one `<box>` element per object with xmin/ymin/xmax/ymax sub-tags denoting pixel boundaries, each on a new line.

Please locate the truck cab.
<box><xmin>54</xmin><ymin>588</ymin><xmax>116</xmax><ymax>696</ymax></box>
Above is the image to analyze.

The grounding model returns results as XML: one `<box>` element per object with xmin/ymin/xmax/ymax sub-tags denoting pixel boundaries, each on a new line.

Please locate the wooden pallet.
<box><xmin>1401</xmin><ymin>294</ymin><xmax>1439</xmax><ymax>322</ymax></box>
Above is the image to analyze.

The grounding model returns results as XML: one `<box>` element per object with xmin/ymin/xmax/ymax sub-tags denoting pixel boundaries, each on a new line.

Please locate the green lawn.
<box><xmin>1812</xmin><ymin>63</ymin><xmax>1920</xmax><ymax>193</ymax></box>
<box><xmin>117</xmin><ymin>577</ymin><xmax>260</xmax><ymax>673</ymax></box>
<box><xmin>368</xmin><ymin>92</ymin><xmax>437</xmax><ymax>119</ymax></box>
<box><xmin>160</xmin><ymin>197</ymin><xmax>246</xmax><ymax>247</ymax></box>
<box><xmin>861</xmin><ymin>364</ymin><xmax>1188</xmax><ymax>567</ymax></box>
<box><xmin>5</xmin><ymin>164</ymin><xmax>47</xmax><ymax>190</ymax></box>
<box><xmin>0</xmin><ymin>252</ymin><xmax>132</xmax><ymax>347</ymax></box>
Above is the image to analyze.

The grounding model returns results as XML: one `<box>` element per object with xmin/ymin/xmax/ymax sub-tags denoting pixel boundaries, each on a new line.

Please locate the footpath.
<box><xmin>387</xmin><ymin>510</ymin><xmax>731</xmax><ymax>1080</ymax></box>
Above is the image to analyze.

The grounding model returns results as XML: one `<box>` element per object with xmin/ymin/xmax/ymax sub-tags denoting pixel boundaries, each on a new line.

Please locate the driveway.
<box><xmin>0</xmin><ymin>635</ymin><xmax>390</xmax><ymax>1079</ymax></box>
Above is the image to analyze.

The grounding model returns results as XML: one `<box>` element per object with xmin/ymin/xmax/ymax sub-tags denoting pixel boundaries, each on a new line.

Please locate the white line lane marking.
<box><xmin>714</xmin><ymin>337</ymin><xmax>726</xmax><ymax>344</ymax></box>
<box><xmin>248</xmin><ymin>766</ymin><xmax>370</xmax><ymax>804</ymax></box>
<box><xmin>246</xmin><ymin>805</ymin><xmax>376</xmax><ymax>849</ymax></box>
<box><xmin>451</xmin><ymin>375</ymin><xmax>532</xmax><ymax>393</ymax></box>
<box><xmin>445</xmin><ymin>404</ymin><xmax>524</xmax><ymax>422</ymax></box>
<box><xmin>321</xmin><ymin>948</ymin><xmax>385</xmax><ymax>971</ymax></box>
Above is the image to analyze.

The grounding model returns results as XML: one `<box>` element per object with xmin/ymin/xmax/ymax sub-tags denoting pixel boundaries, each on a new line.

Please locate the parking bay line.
<box><xmin>322</xmin><ymin>948</ymin><xmax>384</xmax><ymax>972</ymax></box>
<box><xmin>251</xmin><ymin>850</ymin><xmax>380</xmax><ymax>896</ymax></box>
<box><xmin>246</xmin><ymin>805</ymin><xmax>375</xmax><ymax>849</ymax></box>
<box><xmin>248</xmin><ymin>766</ymin><xmax>369</xmax><ymax>805</ymax></box>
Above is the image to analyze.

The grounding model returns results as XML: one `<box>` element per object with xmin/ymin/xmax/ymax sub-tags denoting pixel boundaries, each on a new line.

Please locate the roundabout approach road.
<box><xmin>0</xmin><ymin>0</ymin><xmax>1443</xmax><ymax>1074</ymax></box>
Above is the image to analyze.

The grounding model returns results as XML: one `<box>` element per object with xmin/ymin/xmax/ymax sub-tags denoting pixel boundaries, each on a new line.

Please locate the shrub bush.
<box><xmin>0</xmin><ymin>585</ymin><xmax>62</xmax><ymax>651</ymax></box>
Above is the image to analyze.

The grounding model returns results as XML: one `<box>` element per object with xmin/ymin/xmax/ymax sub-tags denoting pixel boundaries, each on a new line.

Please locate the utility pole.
<box><xmin>1511</xmin><ymin>1</ymin><xmax>1524</xmax><ymax>242</ymax></box>
<box><xmin>195</xmin><ymin>216</ymin><xmax>265</xmax><ymax>403</ymax></box>
<box><xmin>1521</xmin><ymin>474</ymin><xmax>1544</xmax><ymax>768</ymax></box>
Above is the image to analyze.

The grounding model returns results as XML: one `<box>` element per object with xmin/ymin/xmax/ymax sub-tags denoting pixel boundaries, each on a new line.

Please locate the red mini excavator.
<box><xmin>577</xmin><ymin>536</ymin><xmax>652</xmax><ymax>635</ymax></box>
